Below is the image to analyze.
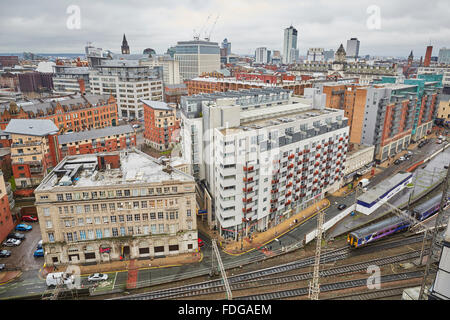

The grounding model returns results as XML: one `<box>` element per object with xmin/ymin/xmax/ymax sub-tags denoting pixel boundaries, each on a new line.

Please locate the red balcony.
<box><xmin>270</xmin><ymin>199</ymin><xmax>278</xmax><ymax>203</ymax></box>
<box><xmin>271</xmin><ymin>179</ymin><xmax>279</xmax><ymax>184</ymax></box>
<box><xmin>338</xmin><ymin>145</ymin><xmax>342</xmax><ymax>150</ymax></box>
<box><xmin>243</xmin><ymin>176</ymin><xmax>254</xmax><ymax>183</ymax></box>
<box><xmin>323</xmin><ymin>151</ymin><xmax>327</xmax><ymax>155</ymax></box>
<box><xmin>287</xmin><ymin>182</ymin><xmax>293</xmax><ymax>187</ymax></box>
<box><xmin>271</xmin><ymin>189</ymin><xmax>278</xmax><ymax>194</ymax></box>
<box><xmin>314</xmin><ymin>170</ymin><xmax>319</xmax><ymax>175</ymax></box>
<box><xmin>288</xmin><ymin>163</ymin><xmax>294</xmax><ymax>169</ymax></box>
<box><xmin>243</xmin><ymin>166</ymin><xmax>248</xmax><ymax>171</ymax></box>
<box><xmin>298</xmin><ymin>151</ymin><xmax>303</xmax><ymax>156</ymax></box>
<box><xmin>301</xmin><ymin>185</ymin><xmax>306</xmax><ymax>189</ymax></box>
<box><xmin>297</xmin><ymin>169</ymin><xmax>302</xmax><ymax>174</ymax></box>
<box><xmin>337</xmin><ymin>153</ymin><xmax>342</xmax><ymax>157</ymax></box>
<box><xmin>270</xmin><ymin>208</ymin><xmax>276</xmax><ymax>213</ymax></box>
<box><xmin>315</xmin><ymin>153</ymin><xmax>321</xmax><ymax>158</ymax></box>
<box><xmin>285</xmin><ymin>200</ymin><xmax>291</xmax><ymax>206</ymax></box>
<box><xmin>339</xmin><ymin>137</ymin><xmax>344</xmax><ymax>141</ymax></box>
<box><xmin>301</xmin><ymin>176</ymin><xmax>307</xmax><ymax>180</ymax></box>
<box><xmin>316</xmin><ymin>145</ymin><xmax>321</xmax><ymax>149</ymax></box>
<box><xmin>300</xmin><ymin>193</ymin><xmax>306</xmax><ymax>197</ymax></box>
<box><xmin>286</xmin><ymin>191</ymin><xmax>292</xmax><ymax>197</ymax></box>
<box><xmin>315</xmin><ymin>162</ymin><xmax>320</xmax><ymax>167</ymax></box>
<box><xmin>314</xmin><ymin>178</ymin><xmax>318</xmax><ymax>183</ymax></box>
<box><xmin>312</xmin><ymin>187</ymin><xmax>317</xmax><ymax>192</ymax></box>
<box><xmin>288</xmin><ymin>154</ymin><xmax>295</xmax><ymax>160</ymax></box>
<box><xmin>297</xmin><ymin>160</ymin><xmax>302</xmax><ymax>165</ymax></box>
<box><xmin>304</xmin><ymin>149</ymin><xmax>310</xmax><ymax>153</ymax></box>
<box><xmin>336</xmin><ymin>160</ymin><xmax>341</xmax><ymax>165</ymax></box>
<box><xmin>287</xmin><ymin>173</ymin><xmax>293</xmax><ymax>178</ymax></box>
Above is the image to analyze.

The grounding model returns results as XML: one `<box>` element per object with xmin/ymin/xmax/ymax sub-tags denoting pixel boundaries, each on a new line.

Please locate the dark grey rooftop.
<box><xmin>58</xmin><ymin>125</ymin><xmax>134</xmax><ymax>145</ymax></box>
<box><xmin>0</xmin><ymin>94</ymin><xmax>112</xmax><ymax>116</ymax></box>
<box><xmin>140</xmin><ymin>100</ymin><xmax>174</xmax><ymax>111</ymax></box>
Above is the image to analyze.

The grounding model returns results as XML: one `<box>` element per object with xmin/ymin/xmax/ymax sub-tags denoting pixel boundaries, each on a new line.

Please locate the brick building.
<box><xmin>0</xmin><ymin>72</ymin><xmax>19</xmax><ymax>90</ymax></box>
<box><xmin>185</xmin><ymin>76</ymin><xmax>311</xmax><ymax>96</ymax></box>
<box><xmin>0</xmin><ymin>56</ymin><xmax>19</xmax><ymax>68</ymax></box>
<box><xmin>58</xmin><ymin>125</ymin><xmax>136</xmax><ymax>157</ymax></box>
<box><xmin>5</xmin><ymin>119</ymin><xmax>61</xmax><ymax>196</ymax></box>
<box><xmin>0</xmin><ymin>170</ymin><xmax>14</xmax><ymax>242</ymax></box>
<box><xmin>0</xmin><ymin>94</ymin><xmax>118</xmax><ymax>132</ymax></box>
<box><xmin>142</xmin><ymin>100</ymin><xmax>179</xmax><ymax>151</ymax></box>
<box><xmin>164</xmin><ymin>84</ymin><xmax>187</xmax><ymax>106</ymax></box>
<box><xmin>18</xmin><ymin>72</ymin><xmax>53</xmax><ymax>93</ymax></box>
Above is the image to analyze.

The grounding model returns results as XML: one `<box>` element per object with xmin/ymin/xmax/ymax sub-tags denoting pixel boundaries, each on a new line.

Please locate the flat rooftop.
<box><xmin>220</xmin><ymin>102</ymin><xmax>341</xmax><ymax>135</ymax></box>
<box><xmin>37</xmin><ymin>150</ymin><xmax>193</xmax><ymax>191</ymax></box>
<box><xmin>58</xmin><ymin>125</ymin><xmax>134</xmax><ymax>145</ymax></box>
<box><xmin>357</xmin><ymin>172</ymin><xmax>412</xmax><ymax>205</ymax></box>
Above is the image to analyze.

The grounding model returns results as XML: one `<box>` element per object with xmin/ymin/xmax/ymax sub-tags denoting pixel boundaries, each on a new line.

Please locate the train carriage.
<box><xmin>347</xmin><ymin>216</ymin><xmax>410</xmax><ymax>248</ymax></box>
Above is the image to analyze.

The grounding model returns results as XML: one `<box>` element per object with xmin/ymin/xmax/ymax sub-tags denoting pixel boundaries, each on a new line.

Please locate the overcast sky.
<box><xmin>0</xmin><ymin>0</ymin><xmax>449</xmax><ymax>57</ymax></box>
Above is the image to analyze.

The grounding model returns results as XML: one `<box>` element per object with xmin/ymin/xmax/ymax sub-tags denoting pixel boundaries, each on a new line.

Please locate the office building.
<box><xmin>34</xmin><ymin>150</ymin><xmax>197</xmax><ymax>266</ymax></box>
<box><xmin>140</xmin><ymin>55</ymin><xmax>181</xmax><ymax>85</ymax></box>
<box><xmin>255</xmin><ymin>47</ymin><xmax>268</xmax><ymax>64</ymax></box>
<box><xmin>307</xmin><ymin>48</ymin><xmax>325</xmax><ymax>62</ymax></box>
<box><xmin>346</xmin><ymin>38</ymin><xmax>360</xmax><ymax>58</ymax></box>
<box><xmin>58</xmin><ymin>125</ymin><xmax>136</xmax><ymax>157</ymax></box>
<box><xmin>222</xmin><ymin>39</ymin><xmax>231</xmax><ymax>56</ymax></box>
<box><xmin>89</xmin><ymin>60</ymin><xmax>163</xmax><ymax>120</ymax></box>
<box><xmin>323</xmin><ymin>50</ymin><xmax>335</xmax><ymax>62</ymax></box>
<box><xmin>18</xmin><ymin>72</ymin><xmax>53</xmax><ymax>93</ymax></box>
<box><xmin>0</xmin><ymin>56</ymin><xmax>19</xmax><ymax>68</ymax></box>
<box><xmin>52</xmin><ymin>65</ymin><xmax>90</xmax><ymax>95</ymax></box>
<box><xmin>438</xmin><ymin>48</ymin><xmax>450</xmax><ymax>65</ymax></box>
<box><xmin>174</xmin><ymin>40</ymin><xmax>221</xmax><ymax>80</ymax></box>
<box><xmin>283</xmin><ymin>26</ymin><xmax>298</xmax><ymax>64</ymax></box>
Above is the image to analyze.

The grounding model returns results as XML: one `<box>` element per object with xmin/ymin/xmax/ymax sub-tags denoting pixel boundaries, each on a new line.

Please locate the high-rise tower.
<box><xmin>283</xmin><ymin>26</ymin><xmax>298</xmax><ymax>64</ymax></box>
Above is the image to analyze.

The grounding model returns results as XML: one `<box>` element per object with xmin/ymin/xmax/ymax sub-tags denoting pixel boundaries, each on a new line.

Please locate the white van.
<box><xmin>46</xmin><ymin>272</ymin><xmax>75</xmax><ymax>287</ymax></box>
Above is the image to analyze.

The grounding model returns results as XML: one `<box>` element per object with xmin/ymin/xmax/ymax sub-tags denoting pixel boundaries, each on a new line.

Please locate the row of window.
<box><xmin>51</xmin><ymin>211</ymin><xmax>188</xmax><ymax>229</ymax></box>
<box><xmin>51</xmin><ymin>223</ymin><xmax>187</xmax><ymax>243</ymax></box>
<box><xmin>55</xmin><ymin>187</ymin><xmax>182</xmax><ymax>201</ymax></box>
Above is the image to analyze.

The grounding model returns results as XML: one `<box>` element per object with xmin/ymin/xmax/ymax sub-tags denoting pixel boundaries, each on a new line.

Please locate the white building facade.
<box><xmin>174</xmin><ymin>40</ymin><xmax>221</xmax><ymax>80</ymax></box>
<box><xmin>283</xmin><ymin>26</ymin><xmax>298</xmax><ymax>64</ymax></box>
<box><xmin>255</xmin><ymin>47</ymin><xmax>268</xmax><ymax>64</ymax></box>
<box><xmin>89</xmin><ymin>60</ymin><xmax>163</xmax><ymax>120</ymax></box>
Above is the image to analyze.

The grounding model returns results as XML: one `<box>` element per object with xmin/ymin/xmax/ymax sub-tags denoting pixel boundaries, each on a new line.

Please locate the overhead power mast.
<box><xmin>211</xmin><ymin>239</ymin><xmax>232</xmax><ymax>300</ymax></box>
<box><xmin>309</xmin><ymin>206</ymin><xmax>324</xmax><ymax>300</ymax></box>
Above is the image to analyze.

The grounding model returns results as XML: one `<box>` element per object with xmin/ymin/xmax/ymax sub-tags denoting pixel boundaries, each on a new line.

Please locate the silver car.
<box><xmin>87</xmin><ymin>273</ymin><xmax>108</xmax><ymax>282</ymax></box>
<box><xmin>3</xmin><ymin>238</ymin><xmax>21</xmax><ymax>247</ymax></box>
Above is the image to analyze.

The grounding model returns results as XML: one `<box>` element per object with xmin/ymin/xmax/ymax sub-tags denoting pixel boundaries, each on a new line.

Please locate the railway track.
<box><xmin>327</xmin><ymin>286</ymin><xmax>414</xmax><ymax>300</ymax></box>
<box><xmin>157</xmin><ymin>250</ymin><xmax>425</xmax><ymax>300</ymax></box>
<box><xmin>236</xmin><ymin>271</ymin><xmax>424</xmax><ymax>300</ymax></box>
<box><xmin>112</xmin><ymin>235</ymin><xmax>426</xmax><ymax>300</ymax></box>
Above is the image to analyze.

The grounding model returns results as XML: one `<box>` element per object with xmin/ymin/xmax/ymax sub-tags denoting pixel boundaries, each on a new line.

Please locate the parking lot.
<box><xmin>0</xmin><ymin>221</ymin><xmax>44</xmax><ymax>272</ymax></box>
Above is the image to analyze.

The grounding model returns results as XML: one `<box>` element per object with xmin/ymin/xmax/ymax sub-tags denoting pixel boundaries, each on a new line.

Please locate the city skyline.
<box><xmin>0</xmin><ymin>0</ymin><xmax>449</xmax><ymax>57</ymax></box>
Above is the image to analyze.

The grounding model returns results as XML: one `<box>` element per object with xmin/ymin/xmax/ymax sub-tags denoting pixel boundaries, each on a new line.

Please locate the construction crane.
<box><xmin>211</xmin><ymin>239</ymin><xmax>233</xmax><ymax>300</ymax></box>
<box><xmin>309</xmin><ymin>206</ymin><xmax>324</xmax><ymax>300</ymax></box>
<box><xmin>194</xmin><ymin>14</ymin><xmax>211</xmax><ymax>40</ymax></box>
<box><xmin>204</xmin><ymin>14</ymin><xmax>219</xmax><ymax>42</ymax></box>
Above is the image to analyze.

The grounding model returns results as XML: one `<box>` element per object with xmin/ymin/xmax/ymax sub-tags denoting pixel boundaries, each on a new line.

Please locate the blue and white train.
<box><xmin>348</xmin><ymin>194</ymin><xmax>450</xmax><ymax>248</ymax></box>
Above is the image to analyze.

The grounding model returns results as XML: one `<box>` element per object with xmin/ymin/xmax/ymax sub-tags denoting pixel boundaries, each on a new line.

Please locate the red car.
<box><xmin>198</xmin><ymin>238</ymin><xmax>204</xmax><ymax>247</ymax></box>
<box><xmin>22</xmin><ymin>215</ymin><xmax>38</xmax><ymax>222</ymax></box>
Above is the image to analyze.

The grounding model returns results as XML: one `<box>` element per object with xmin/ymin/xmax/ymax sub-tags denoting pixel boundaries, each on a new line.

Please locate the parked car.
<box><xmin>337</xmin><ymin>204</ymin><xmax>347</xmax><ymax>210</ymax></box>
<box><xmin>33</xmin><ymin>248</ymin><xmax>44</xmax><ymax>257</ymax></box>
<box><xmin>87</xmin><ymin>273</ymin><xmax>108</xmax><ymax>282</ymax></box>
<box><xmin>198</xmin><ymin>238</ymin><xmax>205</xmax><ymax>247</ymax></box>
<box><xmin>8</xmin><ymin>232</ymin><xmax>25</xmax><ymax>240</ymax></box>
<box><xmin>46</xmin><ymin>272</ymin><xmax>75</xmax><ymax>287</ymax></box>
<box><xmin>132</xmin><ymin>124</ymin><xmax>140</xmax><ymax>129</ymax></box>
<box><xmin>37</xmin><ymin>240</ymin><xmax>43</xmax><ymax>249</ymax></box>
<box><xmin>0</xmin><ymin>250</ymin><xmax>11</xmax><ymax>257</ymax></box>
<box><xmin>22</xmin><ymin>215</ymin><xmax>38</xmax><ymax>222</ymax></box>
<box><xmin>15</xmin><ymin>224</ymin><xmax>32</xmax><ymax>231</ymax></box>
<box><xmin>394</xmin><ymin>159</ymin><xmax>402</xmax><ymax>165</ymax></box>
<box><xmin>0</xmin><ymin>264</ymin><xmax>5</xmax><ymax>271</ymax></box>
<box><xmin>3</xmin><ymin>238</ymin><xmax>21</xmax><ymax>247</ymax></box>
<box><xmin>399</xmin><ymin>156</ymin><xmax>405</xmax><ymax>161</ymax></box>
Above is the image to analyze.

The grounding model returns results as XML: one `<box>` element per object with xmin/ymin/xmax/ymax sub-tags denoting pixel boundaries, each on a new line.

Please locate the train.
<box><xmin>347</xmin><ymin>194</ymin><xmax>450</xmax><ymax>248</ymax></box>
